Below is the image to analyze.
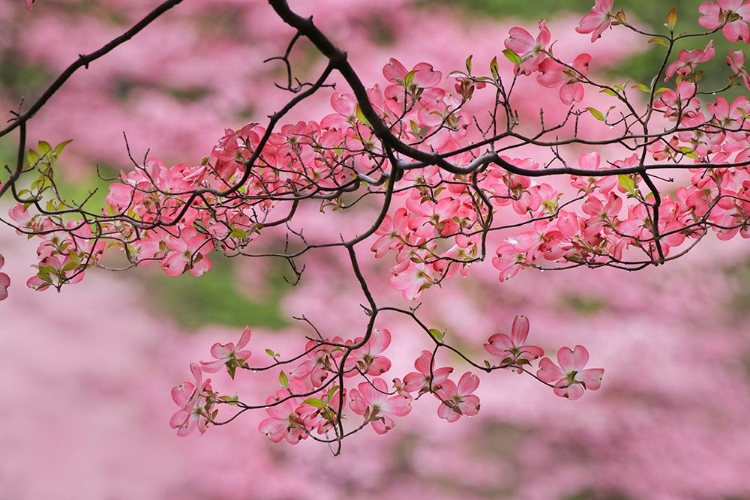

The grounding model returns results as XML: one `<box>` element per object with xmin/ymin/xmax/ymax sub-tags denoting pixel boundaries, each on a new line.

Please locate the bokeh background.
<box><xmin>2</xmin><ymin>1</ymin><xmax>750</xmax><ymax>499</ymax></box>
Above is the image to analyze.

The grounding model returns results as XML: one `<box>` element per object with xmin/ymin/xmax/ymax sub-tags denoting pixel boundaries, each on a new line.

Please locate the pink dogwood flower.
<box><xmin>162</xmin><ymin>227</ymin><xmax>213</xmax><ymax>277</ymax></box>
<box><xmin>170</xmin><ymin>363</ymin><xmax>215</xmax><ymax>437</ymax></box>
<box><xmin>258</xmin><ymin>382</ymin><xmax>310</xmax><ymax>444</ymax></box>
<box><xmin>484</xmin><ymin>314</ymin><xmax>544</xmax><ymax>372</ymax></box>
<box><xmin>349</xmin><ymin>378</ymin><xmax>411</xmax><ymax>434</ymax></box>
<box><xmin>345</xmin><ymin>328</ymin><xmax>392</xmax><ymax>377</ymax></box>
<box><xmin>665</xmin><ymin>40</ymin><xmax>716</xmax><ymax>80</ymax></box>
<box><xmin>699</xmin><ymin>0</ymin><xmax>750</xmax><ymax>42</ymax></box>
<box><xmin>504</xmin><ymin>20</ymin><xmax>552</xmax><ymax>75</ymax></box>
<box><xmin>537</xmin><ymin>345</ymin><xmax>604</xmax><ymax>400</ymax></box>
<box><xmin>200</xmin><ymin>326</ymin><xmax>252</xmax><ymax>378</ymax></box>
<box><xmin>434</xmin><ymin>372</ymin><xmax>481</xmax><ymax>422</ymax></box>
<box><xmin>537</xmin><ymin>53</ymin><xmax>592</xmax><ymax>105</ymax></box>
<box><xmin>727</xmin><ymin>50</ymin><xmax>750</xmax><ymax>89</ymax></box>
<box><xmin>402</xmin><ymin>350</ymin><xmax>454</xmax><ymax>395</ymax></box>
<box><xmin>576</xmin><ymin>0</ymin><xmax>615</xmax><ymax>42</ymax></box>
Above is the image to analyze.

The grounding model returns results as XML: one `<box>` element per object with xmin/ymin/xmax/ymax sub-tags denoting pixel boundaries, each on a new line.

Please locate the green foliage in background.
<box><xmin>142</xmin><ymin>255</ymin><xmax>289</xmax><ymax>331</ymax></box>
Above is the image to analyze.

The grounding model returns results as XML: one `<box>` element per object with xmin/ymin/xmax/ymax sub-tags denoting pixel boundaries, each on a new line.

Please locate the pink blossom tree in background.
<box><xmin>3</xmin><ymin>0</ymin><xmax>750</xmax><ymax>499</ymax></box>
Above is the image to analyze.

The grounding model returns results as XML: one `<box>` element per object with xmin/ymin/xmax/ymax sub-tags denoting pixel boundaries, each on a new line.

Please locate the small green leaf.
<box><xmin>327</xmin><ymin>385</ymin><xmax>340</xmax><ymax>401</ymax></box>
<box><xmin>679</xmin><ymin>146</ymin><xmax>699</xmax><ymax>159</ymax></box>
<box><xmin>465</xmin><ymin>54</ymin><xmax>473</xmax><ymax>74</ymax></box>
<box><xmin>599</xmin><ymin>88</ymin><xmax>618</xmax><ymax>97</ymax></box>
<box><xmin>37</xmin><ymin>140</ymin><xmax>52</xmax><ymax>156</ymax></box>
<box><xmin>490</xmin><ymin>56</ymin><xmax>500</xmax><ymax>80</ymax></box>
<box><xmin>27</xmin><ymin>149</ymin><xmax>39</xmax><ymax>165</ymax></box>
<box><xmin>219</xmin><ymin>395</ymin><xmax>239</xmax><ymax>406</ymax></box>
<box><xmin>355</xmin><ymin>105</ymin><xmax>371</xmax><ymax>126</ymax></box>
<box><xmin>428</xmin><ymin>328</ymin><xmax>445</xmax><ymax>342</ymax></box>
<box><xmin>53</xmin><ymin>139</ymin><xmax>73</xmax><ymax>158</ymax></box>
<box><xmin>265</xmin><ymin>348</ymin><xmax>277</xmax><ymax>358</ymax></box>
<box><xmin>501</xmin><ymin>50</ymin><xmax>520</xmax><ymax>68</ymax></box>
<box><xmin>404</xmin><ymin>70</ymin><xmax>416</xmax><ymax>87</ymax></box>
<box><xmin>302</xmin><ymin>398</ymin><xmax>328</xmax><ymax>408</ymax></box>
<box><xmin>618</xmin><ymin>174</ymin><xmax>636</xmax><ymax>194</ymax></box>
<box><xmin>631</xmin><ymin>83</ymin><xmax>651</xmax><ymax>93</ymax></box>
<box><xmin>279</xmin><ymin>370</ymin><xmax>289</xmax><ymax>388</ymax></box>
<box><xmin>586</xmin><ymin>107</ymin><xmax>606</xmax><ymax>121</ymax></box>
<box><xmin>648</xmin><ymin>37</ymin><xmax>669</xmax><ymax>47</ymax></box>
<box><xmin>666</xmin><ymin>7</ymin><xmax>677</xmax><ymax>31</ymax></box>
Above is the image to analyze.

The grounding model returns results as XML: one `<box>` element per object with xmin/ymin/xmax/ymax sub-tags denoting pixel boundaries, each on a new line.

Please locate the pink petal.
<box><xmin>558</xmin><ymin>345</ymin><xmax>589</xmax><ymax>372</ymax></box>
<box><xmin>368</xmin><ymin>356</ymin><xmax>392</xmax><ymax>376</ymax></box>
<box><xmin>437</xmin><ymin>401</ymin><xmax>461</xmax><ymax>422</ymax></box>
<box><xmin>510</xmin><ymin>314</ymin><xmax>530</xmax><ymax>345</ymax></box>
<box><xmin>457</xmin><ymin>372</ymin><xmax>479</xmax><ymax>395</ymax></box>
<box><xmin>537</xmin><ymin>59</ymin><xmax>567</xmax><ymax>88</ymax></box>
<box><xmin>484</xmin><ymin>333</ymin><xmax>514</xmax><ymax>356</ymax></box>
<box><xmin>554</xmin><ymin>383</ymin><xmax>585</xmax><ymax>400</ymax></box>
<box><xmin>537</xmin><ymin>357</ymin><xmax>564</xmax><ymax>383</ymax></box>
<box><xmin>368</xmin><ymin>328</ymin><xmax>391</xmax><ymax>355</ymax></box>
<box><xmin>458</xmin><ymin>394</ymin><xmax>481</xmax><ymax>416</ymax></box>
<box><xmin>171</xmin><ymin>382</ymin><xmax>195</xmax><ymax>407</ymax></box>
<box><xmin>413</xmin><ymin>350</ymin><xmax>433</xmax><ymax>375</ymax></box>
<box><xmin>383</xmin><ymin>58</ymin><xmax>408</xmax><ymax>81</ymax></box>
<box><xmin>579</xmin><ymin>368</ymin><xmax>604</xmax><ymax>390</ymax></box>
<box><xmin>383</xmin><ymin>395</ymin><xmax>412</xmax><ymax>417</ymax></box>
<box><xmin>698</xmin><ymin>3</ymin><xmax>722</xmax><ymax>29</ymax></box>
<box><xmin>504</xmin><ymin>27</ymin><xmax>536</xmax><ymax>55</ymax></box>
<box><xmin>258</xmin><ymin>418</ymin><xmax>288</xmax><ymax>443</ymax></box>
<box><xmin>371</xmin><ymin>414</ymin><xmax>396</xmax><ymax>434</ymax></box>
<box><xmin>237</xmin><ymin>326</ymin><xmax>252</xmax><ymax>349</ymax></box>
<box><xmin>210</xmin><ymin>342</ymin><xmax>233</xmax><ymax>360</ymax></box>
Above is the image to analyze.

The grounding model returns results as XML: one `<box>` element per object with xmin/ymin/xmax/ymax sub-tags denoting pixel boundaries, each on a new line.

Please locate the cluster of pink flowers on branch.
<box><xmin>7</xmin><ymin>0</ymin><xmax>750</xmax><ymax>450</ymax></box>
<box><xmin>171</xmin><ymin>316</ymin><xmax>603</xmax><ymax>448</ymax></box>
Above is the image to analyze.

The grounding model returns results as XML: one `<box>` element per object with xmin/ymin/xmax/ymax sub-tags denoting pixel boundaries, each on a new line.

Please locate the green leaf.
<box><xmin>666</xmin><ymin>7</ymin><xmax>677</xmax><ymax>31</ymax></box>
<box><xmin>219</xmin><ymin>395</ymin><xmax>239</xmax><ymax>406</ymax></box>
<box><xmin>586</xmin><ymin>107</ymin><xmax>606</xmax><ymax>121</ymax></box>
<box><xmin>648</xmin><ymin>37</ymin><xmax>669</xmax><ymax>47</ymax></box>
<box><xmin>355</xmin><ymin>105</ymin><xmax>371</xmax><ymax>126</ymax></box>
<box><xmin>501</xmin><ymin>50</ymin><xmax>520</xmax><ymax>68</ymax></box>
<box><xmin>37</xmin><ymin>140</ymin><xmax>52</xmax><ymax>156</ymax></box>
<box><xmin>465</xmin><ymin>54</ymin><xmax>473</xmax><ymax>74</ymax></box>
<box><xmin>265</xmin><ymin>348</ymin><xmax>277</xmax><ymax>358</ymax></box>
<box><xmin>327</xmin><ymin>385</ymin><xmax>340</xmax><ymax>401</ymax></box>
<box><xmin>490</xmin><ymin>56</ymin><xmax>500</xmax><ymax>80</ymax></box>
<box><xmin>403</xmin><ymin>70</ymin><xmax>416</xmax><ymax>87</ymax></box>
<box><xmin>302</xmin><ymin>398</ymin><xmax>328</xmax><ymax>408</ymax></box>
<box><xmin>631</xmin><ymin>83</ymin><xmax>651</xmax><ymax>93</ymax></box>
<box><xmin>618</xmin><ymin>174</ymin><xmax>636</xmax><ymax>194</ymax></box>
<box><xmin>428</xmin><ymin>328</ymin><xmax>445</xmax><ymax>342</ymax></box>
<box><xmin>679</xmin><ymin>146</ymin><xmax>699</xmax><ymax>159</ymax></box>
<box><xmin>27</xmin><ymin>149</ymin><xmax>39</xmax><ymax>165</ymax></box>
<box><xmin>599</xmin><ymin>88</ymin><xmax>618</xmax><ymax>97</ymax></box>
<box><xmin>53</xmin><ymin>139</ymin><xmax>73</xmax><ymax>158</ymax></box>
<box><xmin>279</xmin><ymin>370</ymin><xmax>289</xmax><ymax>388</ymax></box>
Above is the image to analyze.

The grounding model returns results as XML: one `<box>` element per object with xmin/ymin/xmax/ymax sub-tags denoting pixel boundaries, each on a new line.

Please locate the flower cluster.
<box><xmin>171</xmin><ymin>316</ymin><xmax>603</xmax><ymax>444</ymax></box>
